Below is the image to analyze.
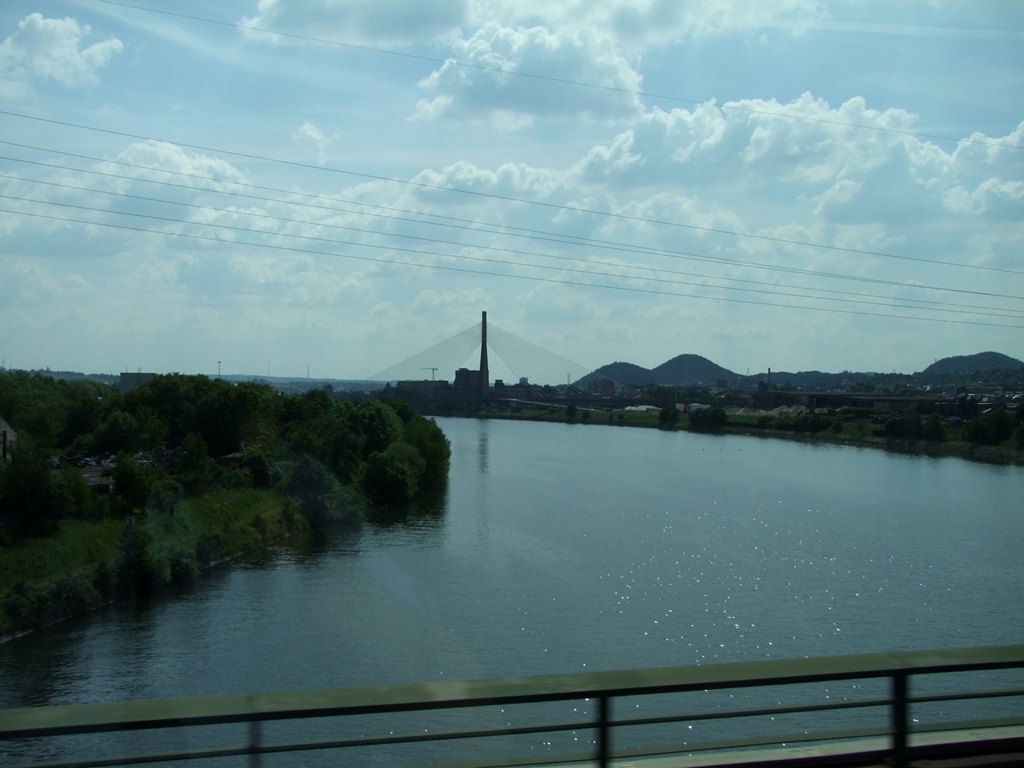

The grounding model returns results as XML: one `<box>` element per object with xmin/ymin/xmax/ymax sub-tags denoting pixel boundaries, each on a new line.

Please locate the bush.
<box><xmin>284</xmin><ymin>455</ymin><xmax>335</xmax><ymax>525</ymax></box>
<box><xmin>882</xmin><ymin>413</ymin><xmax>924</xmax><ymax>440</ymax></box>
<box><xmin>775</xmin><ymin>413</ymin><xmax>832</xmax><ymax>433</ymax></box>
<box><xmin>241</xmin><ymin>446</ymin><xmax>273</xmax><ymax>488</ymax></box>
<box><xmin>688</xmin><ymin>407</ymin><xmax>727</xmax><ymax>433</ymax></box>
<box><xmin>115</xmin><ymin>524</ymin><xmax>170</xmax><ymax>597</ymax></box>
<box><xmin>566</xmin><ymin>403</ymin><xmax>577</xmax><ymax>421</ymax></box>
<box><xmin>658</xmin><ymin>405</ymin><xmax>680</xmax><ymax>427</ymax></box>
<box><xmin>963</xmin><ymin>408</ymin><xmax>1015</xmax><ymax>446</ymax></box>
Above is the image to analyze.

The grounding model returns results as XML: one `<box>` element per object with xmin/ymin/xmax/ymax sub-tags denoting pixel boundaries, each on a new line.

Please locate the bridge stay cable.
<box><xmin>370</xmin><ymin>319</ymin><xmax>643</xmax><ymax>400</ymax></box>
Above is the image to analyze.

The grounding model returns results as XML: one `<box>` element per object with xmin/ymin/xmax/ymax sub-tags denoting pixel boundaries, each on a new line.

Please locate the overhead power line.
<box><xmin>0</xmin><ymin>123</ymin><xmax>1019</xmax><ymax>280</ymax></box>
<box><xmin>6</xmin><ymin>190</ymin><xmax>1024</xmax><ymax>317</ymax></box>
<box><xmin>3</xmin><ymin>206</ymin><xmax>1023</xmax><ymax>330</ymax></box>
<box><xmin>6</xmin><ymin>171</ymin><xmax>1024</xmax><ymax>317</ymax></box>
<box><xmin>90</xmin><ymin>0</ymin><xmax>1020</xmax><ymax>150</ymax></box>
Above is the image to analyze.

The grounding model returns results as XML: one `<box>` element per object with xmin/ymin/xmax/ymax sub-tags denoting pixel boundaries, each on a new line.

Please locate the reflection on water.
<box><xmin>364</xmin><ymin>480</ymin><xmax>448</xmax><ymax>530</ymax></box>
<box><xmin>477</xmin><ymin>421</ymin><xmax>490</xmax><ymax>474</ymax></box>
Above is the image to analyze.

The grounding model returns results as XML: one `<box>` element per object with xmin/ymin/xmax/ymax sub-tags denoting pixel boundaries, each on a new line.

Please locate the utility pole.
<box><xmin>218</xmin><ymin>361</ymin><xmax>221</xmax><ymax>378</ymax></box>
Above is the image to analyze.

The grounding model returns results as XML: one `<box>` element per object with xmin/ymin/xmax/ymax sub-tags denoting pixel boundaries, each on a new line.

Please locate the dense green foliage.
<box><xmin>0</xmin><ymin>374</ymin><xmax>450</xmax><ymax>531</ymax></box>
<box><xmin>687</xmin><ymin>407</ymin><xmax>727</xmax><ymax>432</ymax></box>
<box><xmin>0</xmin><ymin>490</ymin><xmax>300</xmax><ymax>635</ymax></box>
<box><xmin>0</xmin><ymin>369</ymin><xmax>451</xmax><ymax>634</ymax></box>
<box><xmin>962</xmin><ymin>408</ymin><xmax>1015</xmax><ymax>446</ymax></box>
<box><xmin>658</xmin><ymin>405</ymin><xmax>680</xmax><ymax>427</ymax></box>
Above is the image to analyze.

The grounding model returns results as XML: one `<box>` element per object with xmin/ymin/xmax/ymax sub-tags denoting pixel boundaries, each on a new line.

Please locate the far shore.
<box><xmin>425</xmin><ymin>407</ymin><xmax>1024</xmax><ymax>467</ymax></box>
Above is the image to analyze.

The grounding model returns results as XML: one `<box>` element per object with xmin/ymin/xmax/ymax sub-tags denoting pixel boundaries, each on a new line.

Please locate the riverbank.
<box><xmin>0</xmin><ymin>488</ymin><xmax>304</xmax><ymax>641</ymax></box>
<box><xmin>430</xmin><ymin>407</ymin><xmax>1024</xmax><ymax>467</ymax></box>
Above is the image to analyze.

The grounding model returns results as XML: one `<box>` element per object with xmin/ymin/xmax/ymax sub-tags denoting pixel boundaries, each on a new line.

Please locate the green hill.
<box><xmin>922</xmin><ymin>352</ymin><xmax>1024</xmax><ymax>375</ymax></box>
<box><xmin>591</xmin><ymin>355</ymin><xmax>737</xmax><ymax>386</ymax></box>
<box><xmin>652</xmin><ymin>354</ymin><xmax>737</xmax><ymax>384</ymax></box>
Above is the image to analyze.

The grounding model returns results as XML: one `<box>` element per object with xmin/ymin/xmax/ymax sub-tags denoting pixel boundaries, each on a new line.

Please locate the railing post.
<box><xmin>596</xmin><ymin>696</ymin><xmax>610</xmax><ymax>768</ymax></box>
<box><xmin>249</xmin><ymin>718</ymin><xmax>262</xmax><ymax>768</ymax></box>
<box><xmin>891</xmin><ymin>672</ymin><xmax>908</xmax><ymax>768</ymax></box>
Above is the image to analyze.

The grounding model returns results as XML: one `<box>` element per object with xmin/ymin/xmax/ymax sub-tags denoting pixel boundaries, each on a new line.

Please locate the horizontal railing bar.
<box><xmin>613</xmin><ymin>695</ymin><xmax>891</xmax><ymax>729</ymax></box>
<box><xmin>910</xmin><ymin>715</ymin><xmax>1024</xmax><ymax>735</ymax></box>
<box><xmin>9</xmin><ymin>717</ymin><xmax>1024</xmax><ymax>768</ymax></box>
<box><xmin>2</xmin><ymin>743</ymin><xmax>253</xmax><ymax>768</ymax></box>
<box><xmin>245</xmin><ymin>717</ymin><xmax>600</xmax><ymax>755</ymax></box>
<box><xmin>0</xmin><ymin>725</ymin><xmax>896</xmax><ymax>768</ymax></box>
<box><xmin>0</xmin><ymin>717</ymin><xmax>598</xmax><ymax>768</ymax></box>
<box><xmin>3</xmin><ymin>645</ymin><xmax>1022</xmax><ymax>739</ymax></box>
<box><xmin>606</xmin><ymin>725</ymin><xmax>891</xmax><ymax>762</ymax></box>
<box><xmin>910</xmin><ymin>687</ymin><xmax>1024</xmax><ymax>705</ymax></box>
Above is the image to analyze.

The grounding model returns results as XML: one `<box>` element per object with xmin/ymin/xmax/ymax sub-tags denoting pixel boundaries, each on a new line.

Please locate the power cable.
<box><xmin>3</xmin><ymin>110</ymin><xmax>1018</xmax><ymax>277</ymax></box>
<box><xmin>4</xmin><ymin>207</ymin><xmax>1023</xmax><ymax>330</ymax></box>
<box><xmin>7</xmin><ymin>191</ymin><xmax>1023</xmax><ymax>319</ymax></box>
<box><xmin>89</xmin><ymin>0</ymin><xmax>1021</xmax><ymax>151</ymax></box>
<box><xmin>8</xmin><ymin>172</ymin><xmax>1022</xmax><ymax>315</ymax></box>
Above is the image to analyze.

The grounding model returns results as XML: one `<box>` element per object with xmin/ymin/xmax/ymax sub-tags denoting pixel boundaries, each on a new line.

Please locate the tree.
<box><xmin>363</xmin><ymin>443</ymin><xmax>425</xmax><ymax>504</ymax></box>
<box><xmin>566</xmin><ymin>403</ymin><xmax>577</xmax><ymax>421</ymax></box>
<box><xmin>402</xmin><ymin>416</ymin><xmax>450</xmax><ymax>485</ymax></box>
<box><xmin>176</xmin><ymin>432</ymin><xmax>211</xmax><ymax>493</ymax></box>
<box><xmin>111</xmin><ymin>454</ymin><xmax>158</xmax><ymax>513</ymax></box>
<box><xmin>923</xmin><ymin>414</ymin><xmax>946</xmax><ymax>442</ymax></box>
<box><xmin>351</xmin><ymin>400</ymin><xmax>404</xmax><ymax>457</ymax></box>
<box><xmin>241</xmin><ymin>445</ymin><xmax>273</xmax><ymax>488</ymax></box>
<box><xmin>658</xmin><ymin>405</ymin><xmax>680</xmax><ymax>427</ymax></box>
<box><xmin>285</xmin><ymin>455</ymin><xmax>335</xmax><ymax>525</ymax></box>
<box><xmin>0</xmin><ymin>443</ymin><xmax>65</xmax><ymax>536</ymax></box>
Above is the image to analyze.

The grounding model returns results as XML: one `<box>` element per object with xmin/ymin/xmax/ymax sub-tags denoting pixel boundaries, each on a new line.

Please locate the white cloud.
<box><xmin>415</xmin><ymin>23</ymin><xmax>642</xmax><ymax>123</ymax></box>
<box><xmin>112</xmin><ymin>141</ymin><xmax>250</xmax><ymax>189</ymax></box>
<box><xmin>291</xmin><ymin>121</ymin><xmax>338</xmax><ymax>164</ymax></box>
<box><xmin>472</xmin><ymin>0</ymin><xmax>826</xmax><ymax>51</ymax></box>
<box><xmin>0</xmin><ymin>13</ymin><xmax>122</xmax><ymax>95</ymax></box>
<box><xmin>240</xmin><ymin>0</ymin><xmax>469</xmax><ymax>47</ymax></box>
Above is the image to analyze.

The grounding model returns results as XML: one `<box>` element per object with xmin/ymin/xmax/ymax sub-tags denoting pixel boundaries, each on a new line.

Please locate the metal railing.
<box><xmin>2</xmin><ymin>645</ymin><xmax>1023</xmax><ymax>768</ymax></box>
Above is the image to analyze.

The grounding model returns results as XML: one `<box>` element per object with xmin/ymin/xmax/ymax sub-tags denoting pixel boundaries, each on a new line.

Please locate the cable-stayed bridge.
<box><xmin>369</xmin><ymin>312</ymin><xmax>647</xmax><ymax>406</ymax></box>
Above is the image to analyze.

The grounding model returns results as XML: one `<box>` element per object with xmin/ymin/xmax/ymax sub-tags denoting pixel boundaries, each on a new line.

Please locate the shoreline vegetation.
<box><xmin>2</xmin><ymin>367</ymin><xmax>1020</xmax><ymax>641</ymax></box>
<box><xmin>0</xmin><ymin>371</ymin><xmax>451</xmax><ymax>641</ymax></box>
<box><xmin>427</xmin><ymin>404</ymin><xmax>1024</xmax><ymax>467</ymax></box>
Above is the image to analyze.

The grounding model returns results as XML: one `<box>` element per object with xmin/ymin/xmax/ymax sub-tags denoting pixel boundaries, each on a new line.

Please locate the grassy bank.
<box><xmin>0</xmin><ymin>488</ymin><xmax>303</xmax><ymax>640</ymax></box>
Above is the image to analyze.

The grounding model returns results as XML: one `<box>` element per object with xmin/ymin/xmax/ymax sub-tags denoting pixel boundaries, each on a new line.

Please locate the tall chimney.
<box><xmin>479</xmin><ymin>311</ymin><xmax>489</xmax><ymax>401</ymax></box>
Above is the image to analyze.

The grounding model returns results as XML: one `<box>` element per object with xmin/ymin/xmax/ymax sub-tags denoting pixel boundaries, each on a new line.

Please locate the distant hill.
<box><xmin>589</xmin><ymin>362</ymin><xmax>657</xmax><ymax>386</ymax></box>
<box><xmin>921</xmin><ymin>352</ymin><xmax>1024</xmax><ymax>376</ymax></box>
<box><xmin>592</xmin><ymin>354</ymin><xmax>737</xmax><ymax>386</ymax></box>
<box><xmin>652</xmin><ymin>354</ymin><xmax>737</xmax><ymax>384</ymax></box>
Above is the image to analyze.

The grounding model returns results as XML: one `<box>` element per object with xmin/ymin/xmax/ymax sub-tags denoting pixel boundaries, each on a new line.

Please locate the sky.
<box><xmin>0</xmin><ymin>0</ymin><xmax>1022</xmax><ymax>381</ymax></box>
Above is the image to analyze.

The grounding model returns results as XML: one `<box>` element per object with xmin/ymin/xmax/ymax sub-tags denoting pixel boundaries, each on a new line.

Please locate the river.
<box><xmin>2</xmin><ymin>417</ymin><xmax>1023</xmax><ymax>761</ymax></box>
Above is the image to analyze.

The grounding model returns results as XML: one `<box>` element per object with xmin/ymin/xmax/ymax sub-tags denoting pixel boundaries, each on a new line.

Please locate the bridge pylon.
<box><xmin>479</xmin><ymin>311</ymin><xmax>489</xmax><ymax>402</ymax></box>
